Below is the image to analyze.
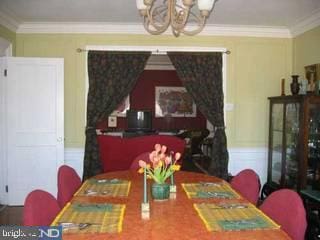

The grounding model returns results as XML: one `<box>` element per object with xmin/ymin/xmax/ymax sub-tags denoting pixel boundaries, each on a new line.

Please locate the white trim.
<box><xmin>145</xmin><ymin>64</ymin><xmax>175</xmax><ymax>70</ymax></box>
<box><xmin>16</xmin><ymin>22</ymin><xmax>292</xmax><ymax>38</ymax></box>
<box><xmin>290</xmin><ymin>9</ymin><xmax>320</xmax><ymax>37</ymax></box>
<box><xmin>5</xmin><ymin>44</ymin><xmax>12</xmax><ymax>57</ymax></box>
<box><xmin>85</xmin><ymin>45</ymin><xmax>228</xmax><ymax>54</ymax></box>
<box><xmin>64</xmin><ymin>148</ymin><xmax>84</xmax><ymax>180</ymax></box>
<box><xmin>0</xmin><ymin>58</ymin><xmax>8</xmax><ymax>205</ymax></box>
<box><xmin>0</xmin><ymin>10</ymin><xmax>19</xmax><ymax>32</ymax></box>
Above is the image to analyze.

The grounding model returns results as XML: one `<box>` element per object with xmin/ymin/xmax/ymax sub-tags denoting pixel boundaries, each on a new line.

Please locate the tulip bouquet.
<box><xmin>138</xmin><ymin>144</ymin><xmax>181</xmax><ymax>184</ymax></box>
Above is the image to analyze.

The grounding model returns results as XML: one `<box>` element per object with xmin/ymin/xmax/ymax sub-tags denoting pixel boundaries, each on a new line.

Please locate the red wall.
<box><xmin>98</xmin><ymin>70</ymin><xmax>207</xmax><ymax>131</ymax></box>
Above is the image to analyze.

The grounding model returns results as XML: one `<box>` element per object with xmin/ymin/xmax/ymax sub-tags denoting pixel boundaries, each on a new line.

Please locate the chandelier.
<box><xmin>136</xmin><ymin>0</ymin><xmax>217</xmax><ymax>37</ymax></box>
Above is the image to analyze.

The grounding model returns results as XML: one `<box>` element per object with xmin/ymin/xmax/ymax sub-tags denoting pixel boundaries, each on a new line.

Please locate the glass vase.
<box><xmin>151</xmin><ymin>182</ymin><xmax>170</xmax><ymax>200</ymax></box>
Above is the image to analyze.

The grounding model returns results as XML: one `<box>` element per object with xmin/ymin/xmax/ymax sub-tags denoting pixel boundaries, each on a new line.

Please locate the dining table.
<box><xmin>51</xmin><ymin>170</ymin><xmax>291</xmax><ymax>240</ymax></box>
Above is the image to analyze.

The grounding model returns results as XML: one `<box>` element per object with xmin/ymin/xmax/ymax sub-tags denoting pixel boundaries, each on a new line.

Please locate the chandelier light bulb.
<box><xmin>197</xmin><ymin>0</ymin><xmax>216</xmax><ymax>11</ymax></box>
<box><xmin>136</xmin><ymin>0</ymin><xmax>217</xmax><ymax>36</ymax></box>
<box><xmin>136</xmin><ymin>0</ymin><xmax>147</xmax><ymax>10</ymax></box>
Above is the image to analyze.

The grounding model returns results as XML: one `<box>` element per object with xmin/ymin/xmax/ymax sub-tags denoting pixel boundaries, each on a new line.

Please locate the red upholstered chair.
<box><xmin>57</xmin><ymin>165</ymin><xmax>82</xmax><ymax>207</ymax></box>
<box><xmin>130</xmin><ymin>152</ymin><xmax>151</xmax><ymax>170</ymax></box>
<box><xmin>23</xmin><ymin>190</ymin><xmax>61</xmax><ymax>226</ymax></box>
<box><xmin>230</xmin><ymin>169</ymin><xmax>260</xmax><ymax>205</ymax></box>
<box><xmin>259</xmin><ymin>189</ymin><xmax>307</xmax><ymax>240</ymax></box>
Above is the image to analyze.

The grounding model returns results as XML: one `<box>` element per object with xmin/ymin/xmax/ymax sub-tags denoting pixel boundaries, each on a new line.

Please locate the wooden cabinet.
<box><xmin>263</xmin><ymin>95</ymin><xmax>320</xmax><ymax>195</ymax></box>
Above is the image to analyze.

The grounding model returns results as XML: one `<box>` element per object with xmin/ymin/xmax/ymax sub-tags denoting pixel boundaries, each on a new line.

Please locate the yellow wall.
<box><xmin>15</xmin><ymin>33</ymin><xmax>292</xmax><ymax>148</ymax></box>
<box><xmin>293</xmin><ymin>25</ymin><xmax>320</xmax><ymax>78</ymax></box>
<box><xmin>0</xmin><ymin>24</ymin><xmax>16</xmax><ymax>55</ymax></box>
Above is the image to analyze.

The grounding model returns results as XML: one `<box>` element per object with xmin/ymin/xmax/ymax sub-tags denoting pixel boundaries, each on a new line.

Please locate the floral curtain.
<box><xmin>168</xmin><ymin>52</ymin><xmax>229</xmax><ymax>179</ymax></box>
<box><xmin>83</xmin><ymin>51</ymin><xmax>151</xmax><ymax>179</ymax></box>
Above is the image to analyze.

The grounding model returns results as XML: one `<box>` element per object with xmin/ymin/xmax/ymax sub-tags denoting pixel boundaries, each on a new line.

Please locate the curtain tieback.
<box><xmin>85</xmin><ymin>126</ymin><xmax>96</xmax><ymax>134</ymax></box>
<box><xmin>212</xmin><ymin>126</ymin><xmax>226</xmax><ymax>137</ymax></box>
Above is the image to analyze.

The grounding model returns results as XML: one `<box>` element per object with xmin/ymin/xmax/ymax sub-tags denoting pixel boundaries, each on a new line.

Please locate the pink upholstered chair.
<box><xmin>259</xmin><ymin>189</ymin><xmax>307</xmax><ymax>240</ymax></box>
<box><xmin>23</xmin><ymin>190</ymin><xmax>60</xmax><ymax>226</ymax></box>
<box><xmin>57</xmin><ymin>165</ymin><xmax>82</xmax><ymax>207</ymax></box>
<box><xmin>230</xmin><ymin>169</ymin><xmax>260</xmax><ymax>205</ymax></box>
<box><xmin>130</xmin><ymin>152</ymin><xmax>150</xmax><ymax>170</ymax></box>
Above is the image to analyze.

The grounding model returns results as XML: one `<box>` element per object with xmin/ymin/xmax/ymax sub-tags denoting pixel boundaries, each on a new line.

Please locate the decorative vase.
<box><xmin>290</xmin><ymin>75</ymin><xmax>300</xmax><ymax>95</ymax></box>
<box><xmin>151</xmin><ymin>183</ymin><xmax>170</xmax><ymax>200</ymax></box>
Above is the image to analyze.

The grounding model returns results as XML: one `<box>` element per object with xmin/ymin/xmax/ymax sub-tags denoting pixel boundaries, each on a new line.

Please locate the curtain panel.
<box><xmin>83</xmin><ymin>51</ymin><xmax>151</xmax><ymax>179</ymax></box>
<box><xmin>168</xmin><ymin>52</ymin><xmax>229</xmax><ymax>179</ymax></box>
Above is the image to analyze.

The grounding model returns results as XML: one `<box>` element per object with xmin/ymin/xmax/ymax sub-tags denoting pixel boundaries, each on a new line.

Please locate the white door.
<box><xmin>4</xmin><ymin>57</ymin><xmax>64</xmax><ymax>205</ymax></box>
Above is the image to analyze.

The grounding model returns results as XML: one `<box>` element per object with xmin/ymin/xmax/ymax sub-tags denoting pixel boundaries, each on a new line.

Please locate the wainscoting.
<box><xmin>64</xmin><ymin>148</ymin><xmax>85</xmax><ymax>180</ymax></box>
<box><xmin>65</xmin><ymin>147</ymin><xmax>268</xmax><ymax>184</ymax></box>
<box><xmin>228</xmin><ymin>148</ymin><xmax>268</xmax><ymax>186</ymax></box>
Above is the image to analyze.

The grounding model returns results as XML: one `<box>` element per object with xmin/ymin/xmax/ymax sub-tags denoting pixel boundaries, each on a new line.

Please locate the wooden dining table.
<box><xmin>53</xmin><ymin>170</ymin><xmax>291</xmax><ymax>240</ymax></box>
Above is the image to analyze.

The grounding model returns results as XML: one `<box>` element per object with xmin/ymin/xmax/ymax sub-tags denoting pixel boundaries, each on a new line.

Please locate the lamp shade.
<box><xmin>197</xmin><ymin>0</ymin><xmax>215</xmax><ymax>11</ymax></box>
<box><xmin>136</xmin><ymin>0</ymin><xmax>147</xmax><ymax>10</ymax></box>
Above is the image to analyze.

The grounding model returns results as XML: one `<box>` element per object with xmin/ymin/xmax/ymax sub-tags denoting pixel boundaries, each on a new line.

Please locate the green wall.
<box><xmin>15</xmin><ymin>33</ymin><xmax>293</xmax><ymax>148</ymax></box>
<box><xmin>0</xmin><ymin>24</ymin><xmax>16</xmax><ymax>55</ymax></box>
<box><xmin>293</xmin><ymin>25</ymin><xmax>320</xmax><ymax>78</ymax></box>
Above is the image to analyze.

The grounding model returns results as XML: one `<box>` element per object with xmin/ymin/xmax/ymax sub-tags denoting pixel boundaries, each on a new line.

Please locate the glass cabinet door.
<box><xmin>307</xmin><ymin>103</ymin><xmax>320</xmax><ymax>190</ymax></box>
<box><xmin>284</xmin><ymin>103</ymin><xmax>300</xmax><ymax>188</ymax></box>
<box><xmin>270</xmin><ymin>104</ymin><xmax>284</xmax><ymax>185</ymax></box>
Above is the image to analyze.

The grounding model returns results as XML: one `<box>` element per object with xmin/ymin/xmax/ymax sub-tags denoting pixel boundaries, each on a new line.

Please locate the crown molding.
<box><xmin>16</xmin><ymin>22</ymin><xmax>292</xmax><ymax>38</ymax></box>
<box><xmin>0</xmin><ymin>10</ymin><xmax>20</xmax><ymax>32</ymax></box>
<box><xmin>201</xmin><ymin>24</ymin><xmax>291</xmax><ymax>38</ymax></box>
<box><xmin>290</xmin><ymin>9</ymin><xmax>320</xmax><ymax>37</ymax></box>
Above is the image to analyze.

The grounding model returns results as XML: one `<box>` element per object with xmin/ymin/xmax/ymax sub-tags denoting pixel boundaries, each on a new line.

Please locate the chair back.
<box><xmin>130</xmin><ymin>152</ymin><xmax>150</xmax><ymax>170</ymax></box>
<box><xmin>57</xmin><ymin>165</ymin><xmax>82</xmax><ymax>207</ymax></box>
<box><xmin>177</xmin><ymin>129</ymin><xmax>209</xmax><ymax>155</ymax></box>
<box><xmin>23</xmin><ymin>189</ymin><xmax>60</xmax><ymax>226</ymax></box>
<box><xmin>230</xmin><ymin>169</ymin><xmax>260</xmax><ymax>205</ymax></box>
<box><xmin>259</xmin><ymin>189</ymin><xmax>307</xmax><ymax>240</ymax></box>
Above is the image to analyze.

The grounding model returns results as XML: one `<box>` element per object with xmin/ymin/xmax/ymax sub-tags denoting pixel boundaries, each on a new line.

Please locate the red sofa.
<box><xmin>97</xmin><ymin>135</ymin><xmax>186</xmax><ymax>173</ymax></box>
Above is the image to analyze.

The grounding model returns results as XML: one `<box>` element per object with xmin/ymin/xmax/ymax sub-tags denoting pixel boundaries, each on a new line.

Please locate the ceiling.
<box><xmin>1</xmin><ymin>0</ymin><xmax>320</xmax><ymax>36</ymax></box>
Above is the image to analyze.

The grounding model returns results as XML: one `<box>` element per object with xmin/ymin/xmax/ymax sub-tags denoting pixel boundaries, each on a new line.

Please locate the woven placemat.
<box><xmin>51</xmin><ymin>202</ymin><xmax>125</xmax><ymax>234</ymax></box>
<box><xmin>194</xmin><ymin>203</ymin><xmax>280</xmax><ymax>232</ymax></box>
<box><xmin>182</xmin><ymin>182</ymin><xmax>241</xmax><ymax>199</ymax></box>
<box><xmin>75</xmin><ymin>178</ymin><xmax>131</xmax><ymax>197</ymax></box>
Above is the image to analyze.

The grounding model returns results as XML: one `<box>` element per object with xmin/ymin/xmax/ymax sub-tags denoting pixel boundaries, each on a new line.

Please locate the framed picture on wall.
<box><xmin>155</xmin><ymin>86</ymin><xmax>196</xmax><ymax>117</ymax></box>
<box><xmin>111</xmin><ymin>95</ymin><xmax>130</xmax><ymax>117</ymax></box>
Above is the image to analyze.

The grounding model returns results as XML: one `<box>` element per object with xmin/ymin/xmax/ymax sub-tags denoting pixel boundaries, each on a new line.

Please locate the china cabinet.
<box><xmin>263</xmin><ymin>95</ymin><xmax>320</xmax><ymax>196</ymax></box>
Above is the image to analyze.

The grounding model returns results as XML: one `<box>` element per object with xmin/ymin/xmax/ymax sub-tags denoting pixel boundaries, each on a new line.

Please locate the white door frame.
<box><xmin>0</xmin><ymin>58</ymin><xmax>8</xmax><ymax>204</ymax></box>
<box><xmin>0</xmin><ymin>37</ymin><xmax>12</xmax><ymax>57</ymax></box>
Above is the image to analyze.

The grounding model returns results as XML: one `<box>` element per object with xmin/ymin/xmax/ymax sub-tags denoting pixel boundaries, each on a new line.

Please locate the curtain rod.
<box><xmin>76</xmin><ymin>48</ymin><xmax>231</xmax><ymax>55</ymax></box>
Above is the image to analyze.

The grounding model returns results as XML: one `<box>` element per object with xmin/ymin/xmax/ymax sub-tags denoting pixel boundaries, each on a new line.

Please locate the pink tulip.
<box><xmin>139</xmin><ymin>160</ymin><xmax>147</xmax><ymax>168</ymax></box>
<box><xmin>149</xmin><ymin>151</ymin><xmax>157</xmax><ymax>163</ymax></box>
<box><xmin>153</xmin><ymin>158</ymin><xmax>160</xmax><ymax>168</ymax></box>
<box><xmin>175</xmin><ymin>152</ymin><xmax>181</xmax><ymax>161</ymax></box>
<box><xmin>165</xmin><ymin>156</ymin><xmax>172</xmax><ymax>165</ymax></box>
<box><xmin>161</xmin><ymin>145</ymin><xmax>167</xmax><ymax>153</ymax></box>
<box><xmin>155</xmin><ymin>144</ymin><xmax>161</xmax><ymax>152</ymax></box>
<box><xmin>159</xmin><ymin>153</ymin><xmax>165</xmax><ymax>160</ymax></box>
